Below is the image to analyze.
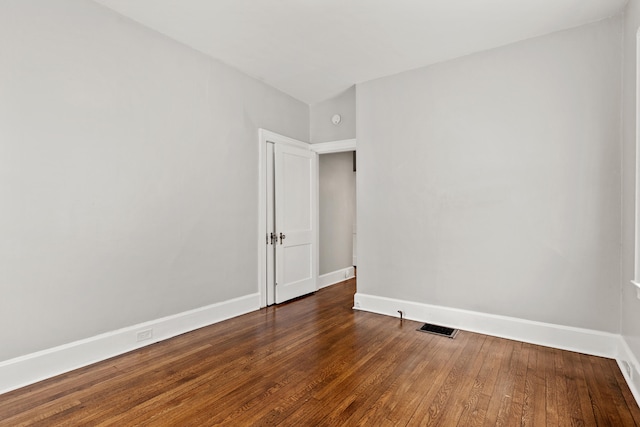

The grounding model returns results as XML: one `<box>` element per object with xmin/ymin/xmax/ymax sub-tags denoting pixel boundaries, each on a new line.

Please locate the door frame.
<box><xmin>311</xmin><ymin>138</ymin><xmax>357</xmax><ymax>155</ymax></box>
<box><xmin>258</xmin><ymin>129</ymin><xmax>357</xmax><ymax>308</ymax></box>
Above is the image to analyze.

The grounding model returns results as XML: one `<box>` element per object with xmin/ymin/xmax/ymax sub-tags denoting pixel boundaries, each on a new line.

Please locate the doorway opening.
<box><xmin>317</xmin><ymin>151</ymin><xmax>357</xmax><ymax>289</ymax></box>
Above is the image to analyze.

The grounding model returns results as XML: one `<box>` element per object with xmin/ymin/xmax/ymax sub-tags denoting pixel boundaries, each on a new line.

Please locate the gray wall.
<box><xmin>0</xmin><ymin>0</ymin><xmax>308</xmax><ymax>361</ymax></box>
<box><xmin>310</xmin><ymin>86</ymin><xmax>356</xmax><ymax>143</ymax></box>
<box><xmin>622</xmin><ymin>0</ymin><xmax>640</xmax><ymax>366</ymax></box>
<box><xmin>356</xmin><ymin>17</ymin><xmax>623</xmax><ymax>332</ymax></box>
<box><xmin>319</xmin><ymin>152</ymin><xmax>356</xmax><ymax>275</ymax></box>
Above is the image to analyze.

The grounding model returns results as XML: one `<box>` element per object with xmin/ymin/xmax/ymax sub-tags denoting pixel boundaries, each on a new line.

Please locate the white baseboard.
<box><xmin>353</xmin><ymin>293</ymin><xmax>619</xmax><ymax>358</ymax></box>
<box><xmin>318</xmin><ymin>267</ymin><xmax>355</xmax><ymax>289</ymax></box>
<box><xmin>0</xmin><ymin>293</ymin><xmax>260</xmax><ymax>395</ymax></box>
<box><xmin>616</xmin><ymin>337</ymin><xmax>640</xmax><ymax>406</ymax></box>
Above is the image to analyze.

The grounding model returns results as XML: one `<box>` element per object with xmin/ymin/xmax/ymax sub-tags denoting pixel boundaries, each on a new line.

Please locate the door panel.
<box><xmin>282</xmin><ymin>245</ymin><xmax>312</xmax><ymax>283</ymax></box>
<box><xmin>282</xmin><ymin>153</ymin><xmax>312</xmax><ymax>231</ymax></box>
<box><xmin>274</xmin><ymin>143</ymin><xmax>316</xmax><ymax>304</ymax></box>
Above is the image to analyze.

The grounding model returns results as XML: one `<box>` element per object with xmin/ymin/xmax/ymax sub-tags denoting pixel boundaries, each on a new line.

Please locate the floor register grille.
<box><xmin>417</xmin><ymin>323</ymin><xmax>458</xmax><ymax>338</ymax></box>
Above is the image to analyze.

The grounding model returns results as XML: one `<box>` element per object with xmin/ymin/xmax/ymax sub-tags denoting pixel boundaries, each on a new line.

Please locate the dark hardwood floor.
<box><xmin>1</xmin><ymin>278</ymin><xmax>639</xmax><ymax>426</ymax></box>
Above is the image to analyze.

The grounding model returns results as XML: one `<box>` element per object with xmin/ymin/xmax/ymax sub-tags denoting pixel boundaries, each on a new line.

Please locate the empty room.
<box><xmin>3</xmin><ymin>0</ymin><xmax>640</xmax><ymax>425</ymax></box>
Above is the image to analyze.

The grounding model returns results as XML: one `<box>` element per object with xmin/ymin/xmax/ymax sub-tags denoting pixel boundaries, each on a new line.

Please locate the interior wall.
<box><xmin>310</xmin><ymin>86</ymin><xmax>356</xmax><ymax>143</ymax></box>
<box><xmin>319</xmin><ymin>152</ymin><xmax>356</xmax><ymax>275</ymax></box>
<box><xmin>622</xmin><ymin>0</ymin><xmax>640</xmax><ymax>360</ymax></box>
<box><xmin>0</xmin><ymin>0</ymin><xmax>309</xmax><ymax>361</ymax></box>
<box><xmin>356</xmin><ymin>17</ymin><xmax>623</xmax><ymax>332</ymax></box>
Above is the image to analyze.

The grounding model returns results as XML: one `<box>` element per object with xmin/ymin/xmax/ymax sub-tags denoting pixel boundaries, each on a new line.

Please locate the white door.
<box><xmin>274</xmin><ymin>143</ymin><xmax>317</xmax><ymax>303</ymax></box>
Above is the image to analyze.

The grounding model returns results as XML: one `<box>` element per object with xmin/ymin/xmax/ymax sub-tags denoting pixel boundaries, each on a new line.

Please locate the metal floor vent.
<box><xmin>417</xmin><ymin>323</ymin><xmax>458</xmax><ymax>339</ymax></box>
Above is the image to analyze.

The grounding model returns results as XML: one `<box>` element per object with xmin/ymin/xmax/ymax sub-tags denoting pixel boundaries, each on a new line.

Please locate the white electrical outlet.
<box><xmin>623</xmin><ymin>361</ymin><xmax>633</xmax><ymax>379</ymax></box>
<box><xmin>137</xmin><ymin>329</ymin><xmax>153</xmax><ymax>342</ymax></box>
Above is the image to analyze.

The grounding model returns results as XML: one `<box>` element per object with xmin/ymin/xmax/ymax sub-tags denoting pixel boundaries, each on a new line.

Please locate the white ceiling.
<box><xmin>94</xmin><ymin>0</ymin><xmax>628</xmax><ymax>105</ymax></box>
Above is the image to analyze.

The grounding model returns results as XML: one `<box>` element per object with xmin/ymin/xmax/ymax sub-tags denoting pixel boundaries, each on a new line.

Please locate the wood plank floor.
<box><xmin>1</xmin><ymin>279</ymin><xmax>639</xmax><ymax>426</ymax></box>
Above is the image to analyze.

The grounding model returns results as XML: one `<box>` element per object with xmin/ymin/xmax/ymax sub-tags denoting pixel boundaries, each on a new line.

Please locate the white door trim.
<box><xmin>310</xmin><ymin>138</ymin><xmax>356</xmax><ymax>154</ymax></box>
